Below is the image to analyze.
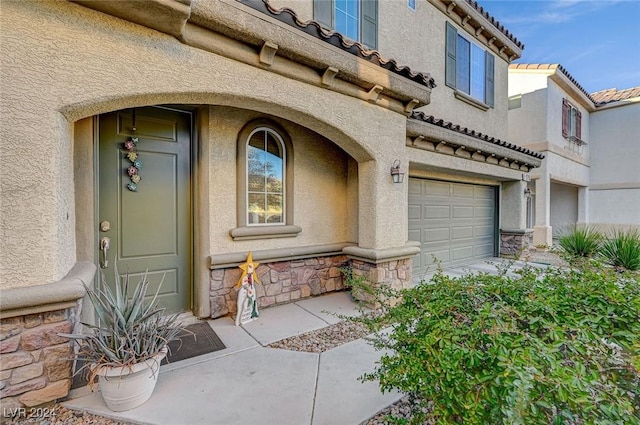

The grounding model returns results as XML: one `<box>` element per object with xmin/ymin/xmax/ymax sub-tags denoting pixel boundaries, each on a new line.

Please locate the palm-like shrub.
<box><xmin>62</xmin><ymin>269</ymin><xmax>184</xmax><ymax>385</ymax></box>
<box><xmin>558</xmin><ymin>225</ymin><xmax>602</xmax><ymax>258</ymax></box>
<box><xmin>600</xmin><ymin>229</ymin><xmax>640</xmax><ymax>271</ymax></box>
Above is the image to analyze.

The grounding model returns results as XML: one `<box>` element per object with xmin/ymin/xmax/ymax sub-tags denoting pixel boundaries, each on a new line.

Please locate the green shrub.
<box><xmin>354</xmin><ymin>263</ymin><xmax>640</xmax><ymax>425</ymax></box>
<box><xmin>600</xmin><ymin>230</ymin><xmax>640</xmax><ymax>271</ymax></box>
<box><xmin>558</xmin><ymin>225</ymin><xmax>602</xmax><ymax>258</ymax></box>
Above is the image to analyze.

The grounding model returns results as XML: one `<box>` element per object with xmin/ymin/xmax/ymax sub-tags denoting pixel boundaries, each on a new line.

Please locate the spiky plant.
<box><xmin>61</xmin><ymin>268</ymin><xmax>184</xmax><ymax>386</ymax></box>
<box><xmin>600</xmin><ymin>229</ymin><xmax>640</xmax><ymax>271</ymax></box>
<box><xmin>558</xmin><ymin>225</ymin><xmax>602</xmax><ymax>258</ymax></box>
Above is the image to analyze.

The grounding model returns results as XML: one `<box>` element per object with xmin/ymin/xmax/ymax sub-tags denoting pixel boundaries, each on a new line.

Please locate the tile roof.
<box><xmin>239</xmin><ymin>0</ymin><xmax>436</xmax><ymax>89</ymax></box>
<box><xmin>509</xmin><ymin>64</ymin><xmax>596</xmax><ymax>104</ymax></box>
<box><xmin>462</xmin><ymin>1</ymin><xmax>524</xmax><ymax>50</ymax></box>
<box><xmin>410</xmin><ymin>111</ymin><xmax>545</xmax><ymax>160</ymax></box>
<box><xmin>590</xmin><ymin>86</ymin><xmax>640</xmax><ymax>105</ymax></box>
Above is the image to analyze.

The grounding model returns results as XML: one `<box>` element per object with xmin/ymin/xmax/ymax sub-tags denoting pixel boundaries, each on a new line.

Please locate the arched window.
<box><xmin>246</xmin><ymin>128</ymin><xmax>285</xmax><ymax>225</ymax></box>
<box><xmin>231</xmin><ymin>119</ymin><xmax>299</xmax><ymax>240</ymax></box>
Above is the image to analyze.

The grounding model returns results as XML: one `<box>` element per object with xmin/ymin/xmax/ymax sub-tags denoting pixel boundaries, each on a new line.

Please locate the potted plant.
<box><xmin>61</xmin><ymin>269</ymin><xmax>185</xmax><ymax>411</ymax></box>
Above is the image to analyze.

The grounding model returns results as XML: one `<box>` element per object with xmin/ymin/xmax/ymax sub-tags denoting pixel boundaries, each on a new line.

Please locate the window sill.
<box><xmin>454</xmin><ymin>91</ymin><xmax>490</xmax><ymax>111</ymax></box>
<box><xmin>229</xmin><ymin>225</ymin><xmax>302</xmax><ymax>241</ymax></box>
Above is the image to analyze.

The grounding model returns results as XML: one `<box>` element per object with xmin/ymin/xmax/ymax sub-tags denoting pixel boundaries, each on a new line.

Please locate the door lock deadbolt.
<box><xmin>100</xmin><ymin>221</ymin><xmax>110</xmax><ymax>232</ymax></box>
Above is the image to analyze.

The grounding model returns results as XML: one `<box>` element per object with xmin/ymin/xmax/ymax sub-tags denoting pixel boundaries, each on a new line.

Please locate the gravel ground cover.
<box><xmin>3</xmin><ymin>405</ymin><xmax>136</xmax><ymax>425</ymax></box>
<box><xmin>267</xmin><ymin>319</ymin><xmax>369</xmax><ymax>353</ymax></box>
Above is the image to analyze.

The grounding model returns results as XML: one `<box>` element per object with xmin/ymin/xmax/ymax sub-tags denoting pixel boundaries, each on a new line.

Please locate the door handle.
<box><xmin>100</xmin><ymin>236</ymin><xmax>110</xmax><ymax>269</ymax></box>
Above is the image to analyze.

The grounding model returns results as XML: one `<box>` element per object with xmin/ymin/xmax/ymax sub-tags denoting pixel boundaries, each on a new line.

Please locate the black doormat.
<box><xmin>71</xmin><ymin>322</ymin><xmax>225</xmax><ymax>389</ymax></box>
<box><xmin>161</xmin><ymin>322</ymin><xmax>226</xmax><ymax>365</ymax></box>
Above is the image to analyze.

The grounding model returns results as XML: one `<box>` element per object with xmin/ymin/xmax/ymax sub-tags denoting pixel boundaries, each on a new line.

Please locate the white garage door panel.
<box><xmin>409</xmin><ymin>178</ymin><xmax>497</xmax><ymax>277</ymax></box>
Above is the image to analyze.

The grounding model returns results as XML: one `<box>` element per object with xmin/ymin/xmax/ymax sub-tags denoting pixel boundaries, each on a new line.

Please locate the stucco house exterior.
<box><xmin>1</xmin><ymin>0</ymin><xmax>542</xmax><ymax>407</ymax></box>
<box><xmin>508</xmin><ymin>64</ymin><xmax>640</xmax><ymax>246</ymax></box>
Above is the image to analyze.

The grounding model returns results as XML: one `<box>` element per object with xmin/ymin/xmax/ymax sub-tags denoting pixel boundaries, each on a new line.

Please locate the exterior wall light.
<box><xmin>524</xmin><ymin>187</ymin><xmax>532</xmax><ymax>198</ymax></box>
<box><xmin>390</xmin><ymin>159</ymin><xmax>405</xmax><ymax>183</ymax></box>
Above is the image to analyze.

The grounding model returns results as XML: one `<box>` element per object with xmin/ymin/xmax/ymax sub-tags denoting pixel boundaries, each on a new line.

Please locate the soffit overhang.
<box><xmin>407</xmin><ymin>112</ymin><xmax>544</xmax><ymax>171</ymax></box>
<box><xmin>428</xmin><ymin>0</ymin><xmax>523</xmax><ymax>62</ymax></box>
<box><xmin>71</xmin><ymin>0</ymin><xmax>432</xmax><ymax>115</ymax></box>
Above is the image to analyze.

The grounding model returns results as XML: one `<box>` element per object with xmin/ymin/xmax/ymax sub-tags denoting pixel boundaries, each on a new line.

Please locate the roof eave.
<box><xmin>429</xmin><ymin>0</ymin><xmax>524</xmax><ymax>62</ymax></box>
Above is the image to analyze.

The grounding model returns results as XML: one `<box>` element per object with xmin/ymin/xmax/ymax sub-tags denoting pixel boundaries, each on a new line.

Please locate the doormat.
<box><xmin>162</xmin><ymin>322</ymin><xmax>226</xmax><ymax>365</ymax></box>
<box><xmin>71</xmin><ymin>322</ymin><xmax>225</xmax><ymax>389</ymax></box>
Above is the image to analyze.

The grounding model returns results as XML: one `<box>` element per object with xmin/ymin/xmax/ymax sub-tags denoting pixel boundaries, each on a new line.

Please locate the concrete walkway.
<box><xmin>64</xmin><ymin>259</ymin><xmax>539</xmax><ymax>425</ymax></box>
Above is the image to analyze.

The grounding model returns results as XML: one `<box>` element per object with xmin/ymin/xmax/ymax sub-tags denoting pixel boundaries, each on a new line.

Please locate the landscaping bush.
<box><xmin>558</xmin><ymin>225</ymin><xmax>602</xmax><ymax>258</ymax></box>
<box><xmin>600</xmin><ymin>229</ymin><xmax>640</xmax><ymax>271</ymax></box>
<box><xmin>354</xmin><ymin>263</ymin><xmax>640</xmax><ymax>425</ymax></box>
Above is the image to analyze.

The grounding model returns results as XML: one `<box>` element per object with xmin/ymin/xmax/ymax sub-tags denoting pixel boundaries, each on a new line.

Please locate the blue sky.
<box><xmin>479</xmin><ymin>0</ymin><xmax>640</xmax><ymax>93</ymax></box>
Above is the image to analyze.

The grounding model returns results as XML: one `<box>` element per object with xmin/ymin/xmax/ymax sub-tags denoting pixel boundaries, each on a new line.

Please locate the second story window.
<box><xmin>314</xmin><ymin>0</ymin><xmax>378</xmax><ymax>49</ymax></box>
<box><xmin>445</xmin><ymin>22</ymin><xmax>495</xmax><ymax>108</ymax></box>
<box><xmin>562</xmin><ymin>98</ymin><xmax>585</xmax><ymax>153</ymax></box>
<box><xmin>562</xmin><ymin>98</ymin><xmax>582</xmax><ymax>140</ymax></box>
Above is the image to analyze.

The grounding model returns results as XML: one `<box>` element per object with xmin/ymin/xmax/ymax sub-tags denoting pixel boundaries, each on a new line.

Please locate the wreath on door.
<box><xmin>124</xmin><ymin>136</ymin><xmax>142</xmax><ymax>191</ymax></box>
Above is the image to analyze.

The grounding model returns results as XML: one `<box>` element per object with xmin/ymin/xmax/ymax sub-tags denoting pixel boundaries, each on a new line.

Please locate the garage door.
<box><xmin>408</xmin><ymin>178</ymin><xmax>497</xmax><ymax>277</ymax></box>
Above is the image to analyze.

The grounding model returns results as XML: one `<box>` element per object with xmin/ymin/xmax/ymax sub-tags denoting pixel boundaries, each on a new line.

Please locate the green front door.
<box><xmin>98</xmin><ymin>106</ymin><xmax>192</xmax><ymax>313</ymax></box>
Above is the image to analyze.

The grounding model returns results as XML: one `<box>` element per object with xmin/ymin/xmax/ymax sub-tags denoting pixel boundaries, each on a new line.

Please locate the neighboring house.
<box><xmin>1</xmin><ymin>0</ymin><xmax>541</xmax><ymax>407</ymax></box>
<box><xmin>508</xmin><ymin>64</ymin><xmax>640</xmax><ymax>247</ymax></box>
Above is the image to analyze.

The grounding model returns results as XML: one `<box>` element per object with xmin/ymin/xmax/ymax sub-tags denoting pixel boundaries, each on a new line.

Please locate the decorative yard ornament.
<box><xmin>235</xmin><ymin>251</ymin><xmax>261</xmax><ymax>326</ymax></box>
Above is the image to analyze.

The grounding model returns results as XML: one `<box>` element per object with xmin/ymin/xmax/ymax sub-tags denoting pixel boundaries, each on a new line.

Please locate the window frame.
<box><xmin>562</xmin><ymin>98</ymin><xmax>582</xmax><ymax>140</ymax></box>
<box><xmin>314</xmin><ymin>0</ymin><xmax>378</xmax><ymax>49</ymax></box>
<box><xmin>445</xmin><ymin>22</ymin><xmax>495</xmax><ymax>109</ymax></box>
<box><xmin>232</xmin><ymin>119</ymin><xmax>300</xmax><ymax>241</ymax></box>
<box><xmin>246</xmin><ymin>126</ymin><xmax>286</xmax><ymax>226</ymax></box>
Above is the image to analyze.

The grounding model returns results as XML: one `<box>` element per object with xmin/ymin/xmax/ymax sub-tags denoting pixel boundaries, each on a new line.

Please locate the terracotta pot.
<box><xmin>94</xmin><ymin>348</ymin><xmax>167</xmax><ymax>411</ymax></box>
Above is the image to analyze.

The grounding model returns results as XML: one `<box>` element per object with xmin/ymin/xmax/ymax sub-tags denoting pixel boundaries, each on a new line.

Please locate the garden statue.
<box><xmin>235</xmin><ymin>252</ymin><xmax>261</xmax><ymax>326</ymax></box>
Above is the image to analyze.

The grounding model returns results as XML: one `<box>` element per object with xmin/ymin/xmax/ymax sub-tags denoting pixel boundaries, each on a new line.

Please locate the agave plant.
<box><xmin>61</xmin><ymin>267</ymin><xmax>184</xmax><ymax>385</ymax></box>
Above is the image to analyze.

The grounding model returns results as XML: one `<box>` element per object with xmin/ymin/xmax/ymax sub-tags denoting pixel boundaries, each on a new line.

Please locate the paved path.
<box><xmin>64</xmin><ymin>258</ymin><xmax>540</xmax><ymax>425</ymax></box>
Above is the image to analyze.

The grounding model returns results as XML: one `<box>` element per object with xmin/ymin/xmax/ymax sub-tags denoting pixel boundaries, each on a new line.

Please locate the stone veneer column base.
<box><xmin>210</xmin><ymin>255</ymin><xmax>349</xmax><ymax>318</ymax></box>
<box><xmin>0</xmin><ymin>307</ymin><xmax>77</xmax><ymax>417</ymax></box>
<box><xmin>349</xmin><ymin>258</ymin><xmax>413</xmax><ymax>307</ymax></box>
<box><xmin>500</xmin><ymin>229</ymin><xmax>534</xmax><ymax>256</ymax></box>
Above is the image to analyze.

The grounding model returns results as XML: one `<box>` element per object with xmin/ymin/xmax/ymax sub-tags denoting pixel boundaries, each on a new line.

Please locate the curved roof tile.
<box><xmin>410</xmin><ymin>111</ymin><xmax>545</xmax><ymax>160</ymax></box>
<box><xmin>242</xmin><ymin>0</ymin><xmax>436</xmax><ymax>89</ymax></box>
<box><xmin>591</xmin><ymin>86</ymin><xmax>640</xmax><ymax>105</ymax></box>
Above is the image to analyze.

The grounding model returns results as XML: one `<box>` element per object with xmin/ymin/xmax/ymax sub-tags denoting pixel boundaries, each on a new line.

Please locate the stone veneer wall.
<box><xmin>210</xmin><ymin>255</ymin><xmax>349</xmax><ymax>318</ymax></box>
<box><xmin>0</xmin><ymin>308</ymin><xmax>76</xmax><ymax>413</ymax></box>
<box><xmin>500</xmin><ymin>230</ymin><xmax>533</xmax><ymax>256</ymax></box>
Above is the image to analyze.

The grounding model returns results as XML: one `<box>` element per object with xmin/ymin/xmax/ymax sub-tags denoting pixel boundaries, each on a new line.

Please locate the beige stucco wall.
<box><xmin>545</xmin><ymin>80</ymin><xmax>590</xmax><ymax>156</ymax></box>
<box><xmin>207</xmin><ymin>106</ymin><xmax>356</xmax><ymax>254</ymax></box>
<box><xmin>271</xmin><ymin>0</ymin><xmax>511</xmax><ymax>140</ymax></box>
<box><xmin>508</xmin><ymin>72</ymin><xmax>549</xmax><ymax>97</ymax></box>
<box><xmin>379</xmin><ymin>0</ymin><xmax>510</xmax><ymax>141</ymax></box>
<box><xmin>589</xmin><ymin>101</ymin><xmax>640</xmax><ymax>226</ymax></box>
<box><xmin>507</xmin><ymin>87</ymin><xmax>547</xmax><ymax>145</ymax></box>
<box><xmin>508</xmin><ymin>70</ymin><xmax>591</xmax><ymax>244</ymax></box>
<box><xmin>0</xmin><ymin>0</ymin><xmax>408</xmax><ymax>289</ymax></box>
<box><xmin>550</xmin><ymin>182</ymin><xmax>578</xmax><ymax>236</ymax></box>
<box><xmin>590</xmin><ymin>102</ymin><xmax>640</xmax><ymax>186</ymax></box>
